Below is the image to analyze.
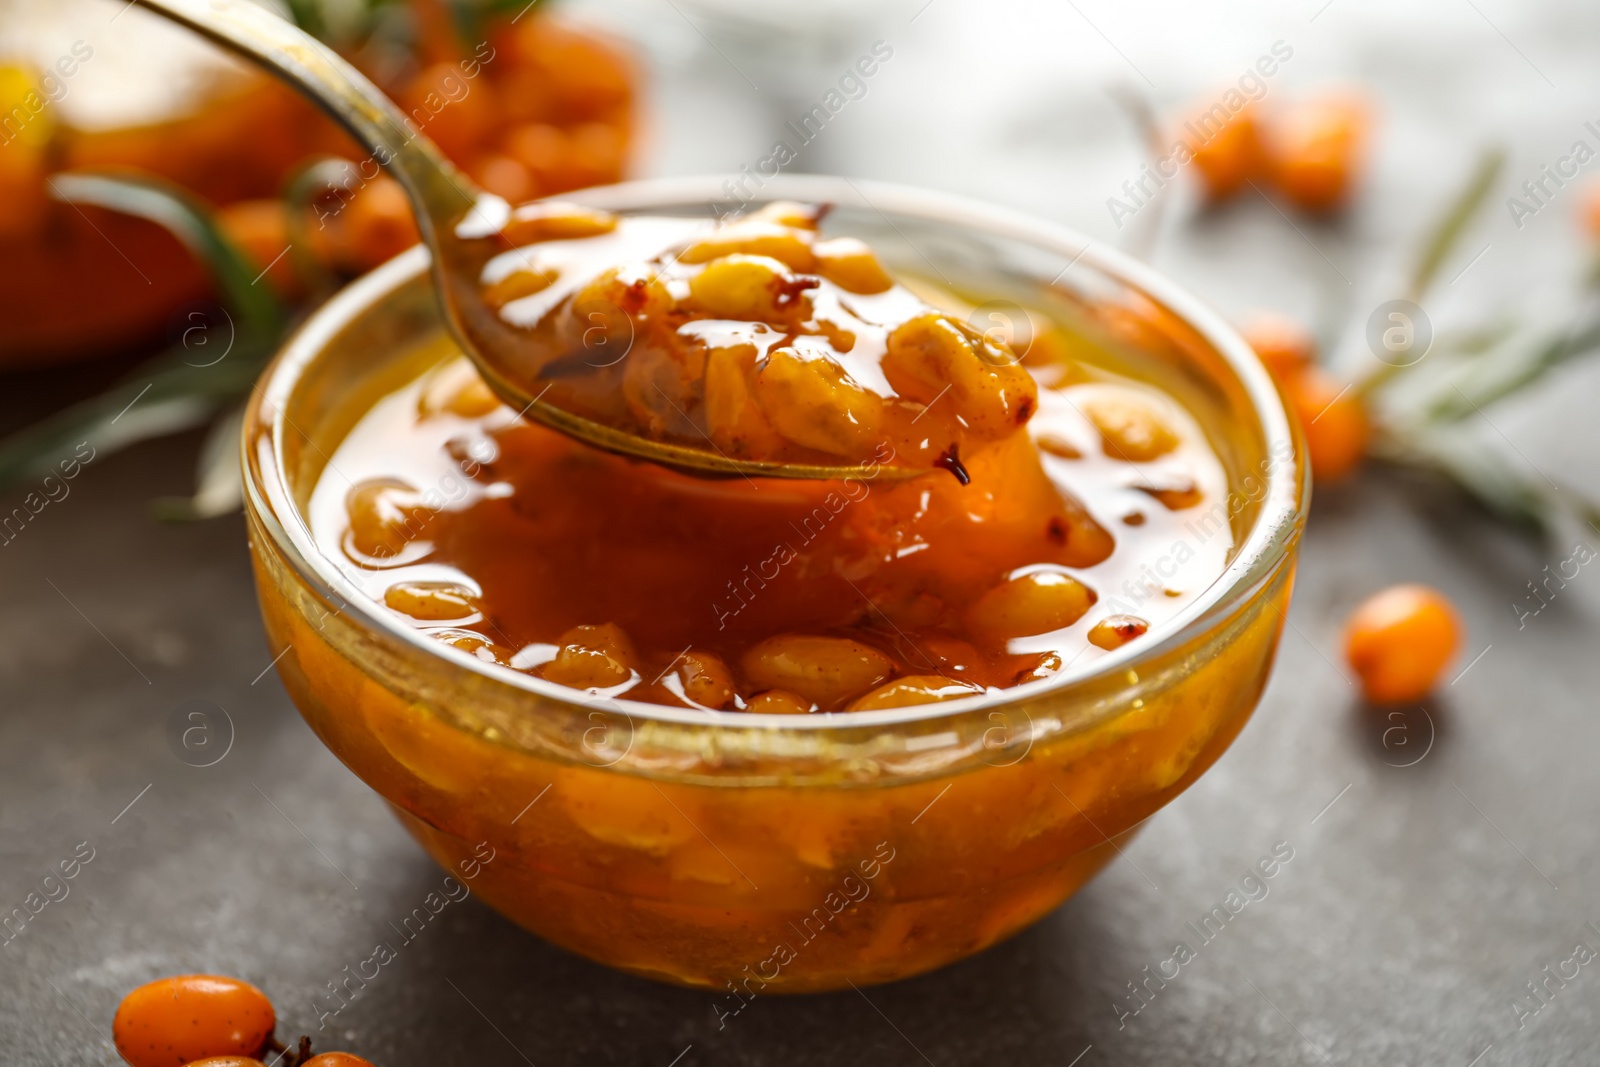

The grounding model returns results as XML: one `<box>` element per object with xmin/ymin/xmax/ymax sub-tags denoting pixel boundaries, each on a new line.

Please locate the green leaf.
<box><xmin>1408</xmin><ymin>146</ymin><xmax>1505</xmax><ymax>300</ymax></box>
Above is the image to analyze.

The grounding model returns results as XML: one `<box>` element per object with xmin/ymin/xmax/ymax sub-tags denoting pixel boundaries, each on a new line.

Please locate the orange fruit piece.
<box><xmin>113</xmin><ymin>974</ymin><xmax>275</xmax><ymax>1067</ymax></box>
<box><xmin>1285</xmin><ymin>366</ymin><xmax>1368</xmax><ymax>483</ymax></box>
<box><xmin>1239</xmin><ymin>312</ymin><xmax>1316</xmax><ymax>383</ymax></box>
<box><xmin>1263</xmin><ymin>91</ymin><xmax>1370</xmax><ymax>214</ymax></box>
<box><xmin>1344</xmin><ymin>584</ymin><xmax>1462</xmax><ymax>704</ymax></box>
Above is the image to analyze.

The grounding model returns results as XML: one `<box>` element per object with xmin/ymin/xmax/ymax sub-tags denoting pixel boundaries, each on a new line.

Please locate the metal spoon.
<box><xmin>131</xmin><ymin>0</ymin><xmax>914</xmax><ymax>481</ymax></box>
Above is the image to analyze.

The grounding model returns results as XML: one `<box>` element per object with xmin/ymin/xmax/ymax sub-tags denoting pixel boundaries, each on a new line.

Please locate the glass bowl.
<box><xmin>242</xmin><ymin>175</ymin><xmax>1307</xmax><ymax>993</ymax></box>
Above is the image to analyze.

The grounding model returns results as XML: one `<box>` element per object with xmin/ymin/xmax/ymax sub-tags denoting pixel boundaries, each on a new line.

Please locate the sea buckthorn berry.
<box><xmin>1580</xmin><ymin>183</ymin><xmax>1600</xmax><ymax>240</ymax></box>
<box><xmin>1343</xmin><ymin>584</ymin><xmax>1461</xmax><ymax>705</ymax></box>
<box><xmin>180</xmin><ymin>1059</ymin><xmax>268</xmax><ymax>1067</ymax></box>
<box><xmin>967</xmin><ymin>570</ymin><xmax>1096</xmax><ymax>644</ymax></box>
<box><xmin>1035</xmin><ymin>434</ymin><xmax>1083</xmax><ymax>459</ymax></box>
<box><xmin>502</xmin><ymin>122</ymin><xmax>577</xmax><ymax>191</ymax></box>
<box><xmin>418</xmin><ymin>359</ymin><xmax>501</xmax><ymax>418</ymax></box>
<box><xmin>501</xmin><ymin>202</ymin><xmax>618</xmax><ymax>245</ymax></box>
<box><xmin>399</xmin><ymin>61</ymin><xmax>498</xmax><ymax>159</ymax></box>
<box><xmin>113</xmin><ymin>974</ymin><xmax>275</xmax><ymax>1067</ymax></box>
<box><xmin>470</xmin><ymin>152</ymin><xmax>536</xmax><ymax>204</ymax></box>
<box><xmin>541</xmin><ymin>623</ymin><xmax>639</xmax><ymax>690</ymax></box>
<box><xmin>813</xmin><ymin>237</ymin><xmax>893</xmax><ymax>294</ymax></box>
<box><xmin>330</xmin><ymin>177</ymin><xmax>419</xmax><ymax>272</ymax></box>
<box><xmin>882</xmin><ymin>314</ymin><xmax>1037</xmax><ymax>438</ymax></box>
<box><xmin>1138</xmin><ymin>476</ymin><xmax>1203</xmax><ymax>510</ymax></box>
<box><xmin>1286</xmin><ymin>366</ymin><xmax>1367</xmax><ymax>482</ymax></box>
<box><xmin>1082</xmin><ymin>390</ymin><xmax>1180</xmax><ymax>462</ymax></box>
<box><xmin>679</xmin><ymin>222</ymin><xmax>818</xmax><ymax>273</ymax></box>
<box><xmin>741</xmin><ymin>635</ymin><xmax>895</xmax><ymax>709</ymax></box>
<box><xmin>484</xmin><ymin>266</ymin><xmax>558</xmax><ymax>310</ymax></box>
<box><xmin>431</xmin><ymin>628</ymin><xmax>513</xmax><ymax>665</ymax></box>
<box><xmin>344</xmin><ymin>479</ymin><xmax>434</xmax><ymax>560</ymax></box>
<box><xmin>1264</xmin><ymin>92</ymin><xmax>1369</xmax><ymax>214</ymax></box>
<box><xmin>754</xmin><ymin>347</ymin><xmax>884</xmax><ymax>457</ymax></box>
<box><xmin>687</xmin><ymin>254</ymin><xmax>812</xmax><ymax>322</ymax></box>
<box><xmin>218</xmin><ymin>200</ymin><xmax>297</xmax><ymax>296</ymax></box>
<box><xmin>744</xmin><ymin>690</ymin><xmax>814</xmax><ymax>714</ymax></box>
<box><xmin>1087</xmin><ymin>614</ymin><xmax>1150</xmax><ymax>650</ymax></box>
<box><xmin>671</xmin><ymin>650</ymin><xmax>736</xmax><ymax>709</ymax></box>
<box><xmin>703</xmin><ymin>343</ymin><xmax>785</xmax><ymax>455</ymax></box>
<box><xmin>568</xmin><ymin>264</ymin><xmax>672</xmax><ymax>328</ymax></box>
<box><xmin>1013</xmin><ymin>651</ymin><xmax>1064</xmax><ymax>685</ymax></box>
<box><xmin>749</xmin><ymin>201</ymin><xmax>827</xmax><ymax>229</ymax></box>
<box><xmin>1239</xmin><ymin>312</ymin><xmax>1317</xmax><ymax>383</ymax></box>
<box><xmin>302</xmin><ymin>1054</ymin><xmax>379</xmax><ymax>1067</ymax></box>
<box><xmin>383</xmin><ymin>581</ymin><xmax>480</xmax><ymax>621</ymax></box>
<box><xmin>1178</xmin><ymin>99</ymin><xmax>1261</xmax><ymax>202</ymax></box>
<box><xmin>848</xmin><ymin>675</ymin><xmax>984</xmax><ymax>711</ymax></box>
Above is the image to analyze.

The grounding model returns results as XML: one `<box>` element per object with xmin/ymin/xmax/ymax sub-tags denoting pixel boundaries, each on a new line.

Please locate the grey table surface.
<box><xmin>6</xmin><ymin>0</ymin><xmax>1600</xmax><ymax>1064</ymax></box>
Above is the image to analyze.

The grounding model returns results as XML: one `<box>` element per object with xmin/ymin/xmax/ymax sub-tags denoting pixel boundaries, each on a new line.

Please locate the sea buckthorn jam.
<box><xmin>308</xmin><ymin>203</ymin><xmax>1232</xmax><ymax>713</ymax></box>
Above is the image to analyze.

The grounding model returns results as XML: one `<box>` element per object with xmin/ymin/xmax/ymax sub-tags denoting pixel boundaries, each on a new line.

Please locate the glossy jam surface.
<box><xmin>466</xmin><ymin>201</ymin><xmax>1036</xmax><ymax>475</ymax></box>
<box><xmin>309</xmin><ymin>239</ymin><xmax>1233</xmax><ymax>713</ymax></box>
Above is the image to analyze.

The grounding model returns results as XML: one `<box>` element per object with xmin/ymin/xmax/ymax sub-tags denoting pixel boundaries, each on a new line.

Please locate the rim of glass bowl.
<box><xmin>244</xmin><ymin>174</ymin><xmax>1308</xmax><ymax>737</ymax></box>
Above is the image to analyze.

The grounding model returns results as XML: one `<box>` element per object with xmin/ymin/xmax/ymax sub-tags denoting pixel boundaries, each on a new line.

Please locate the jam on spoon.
<box><xmin>133</xmin><ymin>0</ymin><xmax>1033</xmax><ymax>480</ymax></box>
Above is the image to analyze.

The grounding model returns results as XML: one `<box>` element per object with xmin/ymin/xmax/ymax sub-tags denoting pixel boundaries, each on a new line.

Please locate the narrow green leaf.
<box><xmin>1408</xmin><ymin>146</ymin><xmax>1505</xmax><ymax>300</ymax></box>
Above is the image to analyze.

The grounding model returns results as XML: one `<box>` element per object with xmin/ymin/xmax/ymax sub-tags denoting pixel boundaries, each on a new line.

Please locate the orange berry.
<box><xmin>470</xmin><ymin>153</ymin><xmax>537</xmax><ymax>204</ymax></box>
<box><xmin>1238</xmin><ymin>312</ymin><xmax>1316</xmax><ymax>383</ymax></box>
<box><xmin>1263</xmin><ymin>92</ymin><xmax>1369</xmax><ymax>214</ymax></box>
<box><xmin>180</xmin><ymin>1059</ymin><xmax>268</xmax><ymax>1067</ymax></box>
<box><xmin>302</xmin><ymin>1054</ymin><xmax>379</xmax><ymax>1067</ymax></box>
<box><xmin>218</xmin><ymin>199</ymin><xmax>298</xmax><ymax>296</ymax></box>
<box><xmin>1177</xmin><ymin>99</ymin><xmax>1261</xmax><ymax>202</ymax></box>
<box><xmin>331</xmin><ymin>177</ymin><xmax>419</xmax><ymax>273</ymax></box>
<box><xmin>1343</xmin><ymin>584</ymin><xmax>1461</xmax><ymax>704</ymax></box>
<box><xmin>1580</xmin><ymin>183</ymin><xmax>1600</xmax><ymax>239</ymax></box>
<box><xmin>113</xmin><ymin>974</ymin><xmax>275</xmax><ymax>1067</ymax></box>
<box><xmin>1286</xmin><ymin>366</ymin><xmax>1367</xmax><ymax>482</ymax></box>
<box><xmin>502</xmin><ymin>122</ymin><xmax>576</xmax><ymax>192</ymax></box>
<box><xmin>399</xmin><ymin>62</ymin><xmax>499</xmax><ymax>162</ymax></box>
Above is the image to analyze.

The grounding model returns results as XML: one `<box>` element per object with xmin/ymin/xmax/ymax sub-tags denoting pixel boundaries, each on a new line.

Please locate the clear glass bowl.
<box><xmin>242</xmin><ymin>176</ymin><xmax>1307</xmax><ymax>993</ymax></box>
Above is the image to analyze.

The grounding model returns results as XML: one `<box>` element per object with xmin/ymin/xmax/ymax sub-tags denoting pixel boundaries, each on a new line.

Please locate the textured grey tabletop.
<box><xmin>5</xmin><ymin>0</ymin><xmax>1600</xmax><ymax>1064</ymax></box>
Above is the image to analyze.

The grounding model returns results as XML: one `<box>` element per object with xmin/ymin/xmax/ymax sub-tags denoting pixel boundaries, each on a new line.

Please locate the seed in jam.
<box><xmin>741</xmin><ymin>635</ymin><xmax>895</xmax><ymax>711</ymax></box>
<box><xmin>1081</xmin><ymin>389</ymin><xmax>1180</xmax><ymax>462</ymax></box>
<box><xmin>848</xmin><ymin>675</ymin><xmax>985</xmax><ymax>711</ymax></box>
<box><xmin>384</xmin><ymin>581</ymin><xmax>480</xmax><ymax>621</ymax></box>
<box><xmin>659</xmin><ymin>649</ymin><xmax>737</xmax><ymax>710</ymax></box>
<box><xmin>744</xmin><ymin>690</ymin><xmax>815</xmax><ymax>715</ymax></box>
<box><xmin>1088</xmin><ymin>615</ymin><xmax>1151</xmax><ymax>650</ymax></box>
<box><xmin>344</xmin><ymin>478</ymin><xmax>434</xmax><ymax>560</ymax></box>
<box><xmin>967</xmin><ymin>571</ymin><xmax>1097</xmax><ymax>645</ymax></box>
<box><xmin>540</xmin><ymin>623</ymin><xmax>640</xmax><ymax>691</ymax></box>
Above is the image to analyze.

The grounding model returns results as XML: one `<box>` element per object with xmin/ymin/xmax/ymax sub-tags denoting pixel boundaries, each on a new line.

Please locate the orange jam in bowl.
<box><xmin>243</xmin><ymin>177</ymin><xmax>1306</xmax><ymax>992</ymax></box>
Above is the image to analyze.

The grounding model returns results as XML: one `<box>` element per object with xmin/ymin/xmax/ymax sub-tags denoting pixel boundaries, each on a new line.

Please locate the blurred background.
<box><xmin>5</xmin><ymin>0</ymin><xmax>1600</xmax><ymax>1064</ymax></box>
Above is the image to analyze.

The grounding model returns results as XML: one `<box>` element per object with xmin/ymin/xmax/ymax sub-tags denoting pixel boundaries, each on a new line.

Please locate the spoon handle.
<box><xmin>132</xmin><ymin>0</ymin><xmax>481</xmax><ymax>242</ymax></box>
